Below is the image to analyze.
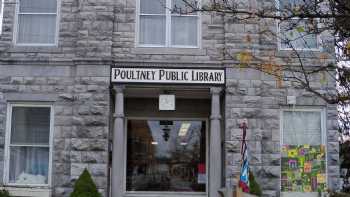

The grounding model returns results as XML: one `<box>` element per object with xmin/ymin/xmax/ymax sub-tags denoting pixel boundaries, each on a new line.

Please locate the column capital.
<box><xmin>210</xmin><ymin>87</ymin><xmax>223</xmax><ymax>95</ymax></box>
<box><xmin>113</xmin><ymin>85</ymin><xmax>125</xmax><ymax>94</ymax></box>
<box><xmin>210</xmin><ymin>115</ymin><xmax>222</xmax><ymax>120</ymax></box>
<box><xmin>113</xmin><ymin>113</ymin><xmax>125</xmax><ymax>118</ymax></box>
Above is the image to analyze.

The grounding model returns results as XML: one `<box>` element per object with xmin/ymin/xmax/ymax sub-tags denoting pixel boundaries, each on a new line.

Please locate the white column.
<box><xmin>209</xmin><ymin>87</ymin><xmax>222</xmax><ymax>197</ymax></box>
<box><xmin>111</xmin><ymin>85</ymin><xmax>125</xmax><ymax>197</ymax></box>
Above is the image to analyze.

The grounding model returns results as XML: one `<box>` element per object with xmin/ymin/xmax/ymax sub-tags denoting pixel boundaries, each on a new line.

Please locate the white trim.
<box><xmin>275</xmin><ymin>0</ymin><xmax>322</xmax><ymax>51</ymax></box>
<box><xmin>9</xmin><ymin>144</ymin><xmax>50</xmax><ymax>147</ymax></box>
<box><xmin>134</xmin><ymin>0</ymin><xmax>140</xmax><ymax>48</ymax></box>
<box><xmin>166</xmin><ymin>0</ymin><xmax>171</xmax><ymax>47</ymax></box>
<box><xmin>135</xmin><ymin>0</ymin><xmax>201</xmax><ymax>48</ymax></box>
<box><xmin>279</xmin><ymin>107</ymin><xmax>328</xmax><ymax>194</ymax></box>
<box><xmin>0</xmin><ymin>187</ymin><xmax>51</xmax><ymax>197</ymax></box>
<box><xmin>123</xmin><ymin>117</ymin><xmax>208</xmax><ymax>197</ymax></box>
<box><xmin>0</xmin><ymin>0</ymin><xmax>4</xmax><ymax>34</ymax></box>
<box><xmin>3</xmin><ymin>103</ymin><xmax>11</xmax><ymax>185</ymax></box>
<box><xmin>18</xmin><ymin>13</ymin><xmax>57</xmax><ymax>15</ymax></box>
<box><xmin>3</xmin><ymin>103</ymin><xmax>54</xmax><ymax>187</ymax></box>
<box><xmin>13</xmin><ymin>0</ymin><xmax>61</xmax><ymax>46</ymax></box>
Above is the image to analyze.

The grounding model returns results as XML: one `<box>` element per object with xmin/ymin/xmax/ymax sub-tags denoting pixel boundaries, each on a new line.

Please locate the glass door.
<box><xmin>126</xmin><ymin>119</ymin><xmax>207</xmax><ymax>193</ymax></box>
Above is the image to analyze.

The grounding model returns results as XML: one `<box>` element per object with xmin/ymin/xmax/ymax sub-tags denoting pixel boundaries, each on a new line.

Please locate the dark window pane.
<box><xmin>126</xmin><ymin>120</ymin><xmax>206</xmax><ymax>192</ymax></box>
<box><xmin>11</xmin><ymin>107</ymin><xmax>51</xmax><ymax>145</ymax></box>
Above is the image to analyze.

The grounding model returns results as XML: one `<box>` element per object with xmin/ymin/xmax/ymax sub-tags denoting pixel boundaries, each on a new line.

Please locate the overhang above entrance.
<box><xmin>124</xmin><ymin>86</ymin><xmax>211</xmax><ymax>99</ymax></box>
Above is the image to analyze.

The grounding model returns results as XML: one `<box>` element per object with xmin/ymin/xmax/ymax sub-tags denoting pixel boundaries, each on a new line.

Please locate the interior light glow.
<box><xmin>151</xmin><ymin>141</ymin><xmax>158</xmax><ymax>145</ymax></box>
<box><xmin>178</xmin><ymin>122</ymin><xmax>191</xmax><ymax>136</ymax></box>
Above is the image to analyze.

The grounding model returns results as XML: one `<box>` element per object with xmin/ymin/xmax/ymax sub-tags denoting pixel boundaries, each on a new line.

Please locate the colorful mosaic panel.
<box><xmin>281</xmin><ymin>145</ymin><xmax>326</xmax><ymax>192</ymax></box>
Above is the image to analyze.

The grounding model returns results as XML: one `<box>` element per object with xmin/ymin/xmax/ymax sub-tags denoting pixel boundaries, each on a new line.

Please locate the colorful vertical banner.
<box><xmin>239</xmin><ymin>146</ymin><xmax>249</xmax><ymax>192</ymax></box>
<box><xmin>239</xmin><ymin>122</ymin><xmax>249</xmax><ymax>193</ymax></box>
<box><xmin>281</xmin><ymin>145</ymin><xmax>326</xmax><ymax>192</ymax></box>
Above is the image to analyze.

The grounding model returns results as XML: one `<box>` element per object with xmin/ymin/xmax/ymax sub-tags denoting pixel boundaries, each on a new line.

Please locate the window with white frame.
<box><xmin>281</xmin><ymin>109</ymin><xmax>327</xmax><ymax>195</ymax></box>
<box><xmin>15</xmin><ymin>0</ymin><xmax>59</xmax><ymax>45</ymax></box>
<box><xmin>137</xmin><ymin>0</ymin><xmax>199</xmax><ymax>47</ymax></box>
<box><xmin>5</xmin><ymin>104</ymin><xmax>53</xmax><ymax>185</ymax></box>
<box><xmin>278</xmin><ymin>0</ymin><xmax>318</xmax><ymax>50</ymax></box>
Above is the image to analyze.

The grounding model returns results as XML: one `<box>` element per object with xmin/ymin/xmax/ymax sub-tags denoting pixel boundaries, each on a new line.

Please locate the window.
<box><xmin>137</xmin><ymin>0</ymin><xmax>199</xmax><ymax>48</ymax></box>
<box><xmin>278</xmin><ymin>0</ymin><xmax>319</xmax><ymax>50</ymax></box>
<box><xmin>126</xmin><ymin>119</ymin><xmax>207</xmax><ymax>192</ymax></box>
<box><xmin>281</xmin><ymin>109</ymin><xmax>327</xmax><ymax>195</ymax></box>
<box><xmin>4</xmin><ymin>104</ymin><xmax>53</xmax><ymax>185</ymax></box>
<box><xmin>15</xmin><ymin>0</ymin><xmax>59</xmax><ymax>45</ymax></box>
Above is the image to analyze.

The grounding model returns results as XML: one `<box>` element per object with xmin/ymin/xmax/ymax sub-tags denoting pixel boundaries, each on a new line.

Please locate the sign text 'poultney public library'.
<box><xmin>111</xmin><ymin>67</ymin><xmax>225</xmax><ymax>85</ymax></box>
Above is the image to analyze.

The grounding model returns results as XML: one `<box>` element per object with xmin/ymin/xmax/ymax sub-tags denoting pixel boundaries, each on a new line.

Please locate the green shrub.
<box><xmin>0</xmin><ymin>189</ymin><xmax>11</xmax><ymax>197</ymax></box>
<box><xmin>249</xmin><ymin>171</ymin><xmax>262</xmax><ymax>196</ymax></box>
<box><xmin>70</xmin><ymin>169</ymin><xmax>102</xmax><ymax>197</ymax></box>
<box><xmin>329</xmin><ymin>191</ymin><xmax>350</xmax><ymax>197</ymax></box>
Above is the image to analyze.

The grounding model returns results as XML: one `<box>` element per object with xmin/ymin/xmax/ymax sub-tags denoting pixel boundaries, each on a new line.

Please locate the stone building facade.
<box><xmin>0</xmin><ymin>0</ymin><xmax>339</xmax><ymax>197</ymax></box>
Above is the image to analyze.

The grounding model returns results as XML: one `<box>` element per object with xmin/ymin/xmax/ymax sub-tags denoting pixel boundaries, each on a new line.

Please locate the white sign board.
<box><xmin>111</xmin><ymin>67</ymin><xmax>225</xmax><ymax>85</ymax></box>
<box><xmin>159</xmin><ymin>94</ymin><xmax>175</xmax><ymax>111</ymax></box>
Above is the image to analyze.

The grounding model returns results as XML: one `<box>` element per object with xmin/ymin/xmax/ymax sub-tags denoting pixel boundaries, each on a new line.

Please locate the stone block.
<box><xmin>82</xmin><ymin>151</ymin><xmax>108</xmax><ymax>163</ymax></box>
<box><xmin>226</xmin><ymin>140</ymin><xmax>241</xmax><ymax>153</ymax></box>
<box><xmin>261</xmin><ymin>154</ymin><xmax>280</xmax><ymax>166</ymax></box>
<box><xmin>89</xmin><ymin>139</ymin><xmax>108</xmax><ymax>151</ymax></box>
<box><xmin>328</xmin><ymin>142</ymin><xmax>339</xmax><ymax>154</ymax></box>
<box><xmin>71</xmin><ymin>138</ymin><xmax>90</xmax><ymax>151</ymax></box>
<box><xmin>71</xmin><ymin>163</ymin><xmax>88</xmax><ymax>177</ymax></box>
<box><xmin>258</xmin><ymin>178</ymin><xmax>279</xmax><ymax>190</ymax></box>
<box><xmin>70</xmin><ymin>151</ymin><xmax>83</xmax><ymax>163</ymax></box>
<box><xmin>328</xmin><ymin>154</ymin><xmax>339</xmax><ymax>166</ymax></box>
<box><xmin>258</xmin><ymin>166</ymin><xmax>280</xmax><ymax>178</ymax></box>
<box><xmin>88</xmin><ymin>164</ymin><xmax>107</xmax><ymax>176</ymax></box>
<box><xmin>53</xmin><ymin>151</ymin><xmax>70</xmax><ymax>163</ymax></box>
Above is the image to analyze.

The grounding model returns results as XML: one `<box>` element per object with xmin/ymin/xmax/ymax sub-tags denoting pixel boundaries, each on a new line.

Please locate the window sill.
<box><xmin>281</xmin><ymin>192</ymin><xmax>319</xmax><ymax>197</ymax></box>
<box><xmin>278</xmin><ymin>47</ymin><xmax>322</xmax><ymax>52</ymax></box>
<box><xmin>9</xmin><ymin>45</ymin><xmax>60</xmax><ymax>53</ymax></box>
<box><xmin>1</xmin><ymin>186</ymin><xmax>51</xmax><ymax>197</ymax></box>
<box><xmin>276</xmin><ymin>48</ymin><xmax>324</xmax><ymax>58</ymax></box>
<box><xmin>132</xmin><ymin>47</ymin><xmax>206</xmax><ymax>56</ymax></box>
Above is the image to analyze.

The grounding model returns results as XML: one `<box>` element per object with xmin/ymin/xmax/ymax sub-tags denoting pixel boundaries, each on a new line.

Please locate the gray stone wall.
<box><xmin>224</xmin><ymin>67</ymin><xmax>339</xmax><ymax>196</ymax></box>
<box><xmin>0</xmin><ymin>0</ymin><xmax>340</xmax><ymax>196</ymax></box>
<box><xmin>0</xmin><ymin>65</ymin><xmax>110</xmax><ymax>197</ymax></box>
<box><xmin>0</xmin><ymin>0</ymin><xmax>225</xmax><ymax>63</ymax></box>
<box><xmin>0</xmin><ymin>0</ymin><xmax>334</xmax><ymax>64</ymax></box>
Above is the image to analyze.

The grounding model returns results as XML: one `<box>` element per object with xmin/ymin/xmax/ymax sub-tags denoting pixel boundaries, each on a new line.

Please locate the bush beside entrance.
<box><xmin>70</xmin><ymin>169</ymin><xmax>102</xmax><ymax>197</ymax></box>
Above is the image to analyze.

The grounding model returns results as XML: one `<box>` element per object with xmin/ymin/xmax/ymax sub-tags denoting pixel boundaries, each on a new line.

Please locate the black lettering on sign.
<box><xmin>151</xmin><ymin>71</ymin><xmax>156</xmax><ymax>80</ymax></box>
<box><xmin>114</xmin><ymin>69</ymin><xmax>121</xmax><ymax>79</ymax></box>
<box><xmin>159</xmin><ymin>69</ymin><xmax>165</xmax><ymax>80</ymax></box>
<box><xmin>183</xmin><ymin>71</ymin><xmax>189</xmax><ymax>80</ymax></box>
<box><xmin>112</xmin><ymin>68</ymin><xmax>224</xmax><ymax>84</ymax></box>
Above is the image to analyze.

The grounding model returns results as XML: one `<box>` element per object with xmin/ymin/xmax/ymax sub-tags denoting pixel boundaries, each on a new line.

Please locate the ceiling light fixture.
<box><xmin>178</xmin><ymin>122</ymin><xmax>191</xmax><ymax>136</ymax></box>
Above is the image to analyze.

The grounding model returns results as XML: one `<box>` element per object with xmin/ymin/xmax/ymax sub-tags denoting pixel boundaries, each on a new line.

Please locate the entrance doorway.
<box><xmin>126</xmin><ymin>119</ymin><xmax>207</xmax><ymax>192</ymax></box>
<box><xmin>110</xmin><ymin>86</ymin><xmax>223</xmax><ymax>197</ymax></box>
